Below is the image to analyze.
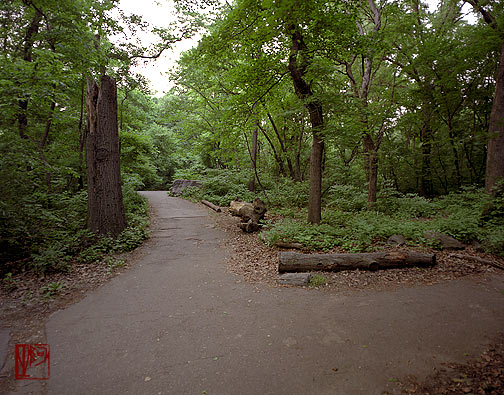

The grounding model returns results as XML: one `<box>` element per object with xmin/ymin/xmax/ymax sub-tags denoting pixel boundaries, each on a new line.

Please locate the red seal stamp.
<box><xmin>15</xmin><ymin>344</ymin><xmax>50</xmax><ymax>380</ymax></box>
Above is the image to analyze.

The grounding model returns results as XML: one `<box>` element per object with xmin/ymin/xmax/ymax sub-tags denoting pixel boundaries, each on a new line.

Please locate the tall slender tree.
<box><xmin>465</xmin><ymin>0</ymin><xmax>504</xmax><ymax>194</ymax></box>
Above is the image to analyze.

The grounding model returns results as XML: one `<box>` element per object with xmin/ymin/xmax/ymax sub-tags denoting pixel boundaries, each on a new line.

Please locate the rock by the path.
<box><xmin>424</xmin><ymin>231</ymin><xmax>465</xmax><ymax>250</ymax></box>
<box><xmin>171</xmin><ymin>179</ymin><xmax>202</xmax><ymax>196</ymax></box>
<box><xmin>387</xmin><ymin>234</ymin><xmax>407</xmax><ymax>246</ymax></box>
<box><xmin>278</xmin><ymin>273</ymin><xmax>311</xmax><ymax>286</ymax></box>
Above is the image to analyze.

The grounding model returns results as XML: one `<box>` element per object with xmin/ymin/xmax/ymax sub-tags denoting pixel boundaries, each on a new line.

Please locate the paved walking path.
<box><xmin>41</xmin><ymin>192</ymin><xmax>503</xmax><ymax>394</ymax></box>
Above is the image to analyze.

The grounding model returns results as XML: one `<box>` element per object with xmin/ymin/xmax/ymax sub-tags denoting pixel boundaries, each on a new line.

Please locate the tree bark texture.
<box><xmin>486</xmin><ymin>39</ymin><xmax>504</xmax><ymax>194</ymax></box>
<box><xmin>288</xmin><ymin>25</ymin><xmax>323</xmax><ymax>224</ymax></box>
<box><xmin>278</xmin><ymin>251</ymin><xmax>436</xmax><ymax>273</ymax></box>
<box><xmin>85</xmin><ymin>75</ymin><xmax>127</xmax><ymax>238</ymax></box>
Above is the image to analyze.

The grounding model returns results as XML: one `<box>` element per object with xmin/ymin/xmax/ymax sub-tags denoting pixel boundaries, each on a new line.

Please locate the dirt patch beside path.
<box><xmin>384</xmin><ymin>335</ymin><xmax>504</xmax><ymax>394</ymax></box>
<box><xmin>211</xmin><ymin>206</ymin><xmax>502</xmax><ymax>291</ymax></box>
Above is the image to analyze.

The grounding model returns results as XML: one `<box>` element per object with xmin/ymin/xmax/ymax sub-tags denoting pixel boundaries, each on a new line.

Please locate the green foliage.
<box><xmin>180</xmin><ymin>169</ymin><xmax>258</xmax><ymax>207</ymax></box>
<box><xmin>376</xmin><ymin>185</ymin><xmax>439</xmax><ymax>218</ymax></box>
<box><xmin>261</xmin><ymin>218</ymin><xmax>348</xmax><ymax>251</ymax></box>
<box><xmin>105</xmin><ymin>257</ymin><xmax>126</xmax><ymax>274</ymax></box>
<box><xmin>3</xmin><ymin>273</ymin><xmax>19</xmax><ymax>292</ymax></box>
<box><xmin>40</xmin><ymin>281</ymin><xmax>63</xmax><ymax>299</ymax></box>
<box><xmin>309</xmin><ymin>274</ymin><xmax>328</xmax><ymax>287</ymax></box>
<box><xmin>326</xmin><ymin>184</ymin><xmax>368</xmax><ymax>212</ymax></box>
<box><xmin>261</xmin><ymin>185</ymin><xmax>503</xmax><ymax>255</ymax></box>
<box><xmin>32</xmin><ymin>247</ymin><xmax>72</xmax><ymax>273</ymax></box>
<box><xmin>268</xmin><ymin>178</ymin><xmax>310</xmax><ymax>209</ymax></box>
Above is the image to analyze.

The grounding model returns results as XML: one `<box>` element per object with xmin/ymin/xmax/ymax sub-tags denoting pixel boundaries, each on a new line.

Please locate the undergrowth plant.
<box><xmin>263</xmin><ymin>185</ymin><xmax>503</xmax><ymax>255</ymax></box>
<box><xmin>175</xmin><ymin>169</ymin><xmax>503</xmax><ymax>256</ymax></box>
<box><xmin>1</xmin><ymin>177</ymin><xmax>150</xmax><ymax>275</ymax></box>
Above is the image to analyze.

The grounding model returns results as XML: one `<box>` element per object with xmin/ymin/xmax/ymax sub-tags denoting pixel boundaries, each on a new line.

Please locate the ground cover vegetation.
<box><xmin>1</xmin><ymin>0</ymin><xmax>504</xmax><ymax>281</ymax></box>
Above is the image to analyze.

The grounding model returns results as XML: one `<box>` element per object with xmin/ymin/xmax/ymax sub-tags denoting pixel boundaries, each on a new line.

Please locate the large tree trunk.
<box><xmin>278</xmin><ymin>251</ymin><xmax>436</xmax><ymax>273</ymax></box>
<box><xmin>307</xmin><ymin>103</ymin><xmax>324</xmax><ymax>224</ymax></box>
<box><xmin>486</xmin><ymin>39</ymin><xmax>504</xmax><ymax>194</ymax></box>
<box><xmin>77</xmin><ymin>76</ymin><xmax>86</xmax><ymax>191</ymax></box>
<box><xmin>85</xmin><ymin>75</ymin><xmax>127</xmax><ymax>238</ymax></box>
<box><xmin>464</xmin><ymin>1</ymin><xmax>503</xmax><ymax>194</ymax></box>
<box><xmin>287</xmin><ymin>25</ymin><xmax>324</xmax><ymax>224</ymax></box>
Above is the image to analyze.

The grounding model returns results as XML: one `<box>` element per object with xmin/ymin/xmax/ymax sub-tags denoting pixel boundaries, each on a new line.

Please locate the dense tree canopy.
<box><xmin>169</xmin><ymin>0</ymin><xmax>503</xmax><ymax>212</ymax></box>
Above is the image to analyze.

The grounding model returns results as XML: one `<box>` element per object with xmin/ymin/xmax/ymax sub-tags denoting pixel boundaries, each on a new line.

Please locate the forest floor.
<box><xmin>0</xmin><ymin>196</ymin><xmax>503</xmax><ymax>394</ymax></box>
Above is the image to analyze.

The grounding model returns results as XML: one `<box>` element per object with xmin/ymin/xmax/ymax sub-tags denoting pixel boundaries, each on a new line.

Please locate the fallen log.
<box><xmin>201</xmin><ymin>200</ymin><xmax>221</xmax><ymax>212</ymax></box>
<box><xmin>278</xmin><ymin>251</ymin><xmax>436</xmax><ymax>273</ymax></box>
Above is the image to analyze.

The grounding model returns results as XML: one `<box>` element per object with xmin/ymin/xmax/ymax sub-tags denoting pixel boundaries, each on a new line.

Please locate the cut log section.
<box><xmin>201</xmin><ymin>200</ymin><xmax>221</xmax><ymax>212</ymax></box>
<box><xmin>229</xmin><ymin>198</ymin><xmax>267</xmax><ymax>233</ymax></box>
<box><xmin>278</xmin><ymin>251</ymin><xmax>436</xmax><ymax>273</ymax></box>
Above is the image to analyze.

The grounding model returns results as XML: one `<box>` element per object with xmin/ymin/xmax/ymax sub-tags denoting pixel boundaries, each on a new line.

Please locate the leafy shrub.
<box><xmin>179</xmin><ymin>169</ymin><xmax>259</xmax><ymax>207</ymax></box>
<box><xmin>325</xmin><ymin>184</ymin><xmax>368</xmax><ymax>212</ymax></box>
<box><xmin>377</xmin><ymin>189</ymin><xmax>438</xmax><ymax>218</ymax></box>
<box><xmin>268</xmin><ymin>178</ymin><xmax>310</xmax><ymax>209</ymax></box>
<box><xmin>261</xmin><ymin>218</ymin><xmax>346</xmax><ymax>251</ymax></box>
<box><xmin>31</xmin><ymin>247</ymin><xmax>72</xmax><ymax>273</ymax></box>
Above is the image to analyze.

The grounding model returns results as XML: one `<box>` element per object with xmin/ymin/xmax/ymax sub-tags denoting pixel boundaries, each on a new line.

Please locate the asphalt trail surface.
<box><xmin>41</xmin><ymin>192</ymin><xmax>504</xmax><ymax>394</ymax></box>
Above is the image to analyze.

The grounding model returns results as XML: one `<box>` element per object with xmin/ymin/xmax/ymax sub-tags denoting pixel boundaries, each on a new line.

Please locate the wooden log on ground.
<box><xmin>201</xmin><ymin>200</ymin><xmax>221</xmax><ymax>212</ymax></box>
<box><xmin>278</xmin><ymin>251</ymin><xmax>436</xmax><ymax>273</ymax></box>
<box><xmin>275</xmin><ymin>242</ymin><xmax>303</xmax><ymax>249</ymax></box>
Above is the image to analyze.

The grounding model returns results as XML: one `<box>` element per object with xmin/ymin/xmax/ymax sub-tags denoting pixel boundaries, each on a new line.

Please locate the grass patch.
<box><xmin>309</xmin><ymin>274</ymin><xmax>328</xmax><ymax>287</ymax></box>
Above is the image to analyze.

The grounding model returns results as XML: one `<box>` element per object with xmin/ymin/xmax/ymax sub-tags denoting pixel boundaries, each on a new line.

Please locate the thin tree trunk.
<box><xmin>295</xmin><ymin>115</ymin><xmax>305</xmax><ymax>181</ymax></box>
<box><xmin>287</xmin><ymin>25</ymin><xmax>323</xmax><ymax>224</ymax></box>
<box><xmin>420</xmin><ymin>104</ymin><xmax>434</xmax><ymax>197</ymax></box>
<box><xmin>39</xmin><ymin>99</ymin><xmax>56</xmax><ymax>190</ymax></box>
<box><xmin>447</xmin><ymin>118</ymin><xmax>462</xmax><ymax>188</ymax></box>
<box><xmin>85</xmin><ymin>75</ymin><xmax>127</xmax><ymax>238</ymax></box>
<box><xmin>78</xmin><ymin>76</ymin><xmax>86</xmax><ymax>190</ymax></box>
<box><xmin>486</xmin><ymin>39</ymin><xmax>504</xmax><ymax>194</ymax></box>
<box><xmin>248</xmin><ymin>122</ymin><xmax>258</xmax><ymax>192</ymax></box>
<box><xmin>368</xmin><ymin>150</ymin><xmax>379</xmax><ymax>205</ymax></box>
<box><xmin>17</xmin><ymin>8</ymin><xmax>42</xmax><ymax>139</ymax></box>
<box><xmin>258</xmin><ymin>124</ymin><xmax>286</xmax><ymax>176</ymax></box>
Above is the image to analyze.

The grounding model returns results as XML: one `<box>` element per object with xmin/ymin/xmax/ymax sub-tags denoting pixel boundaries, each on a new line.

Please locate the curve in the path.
<box><xmin>44</xmin><ymin>192</ymin><xmax>504</xmax><ymax>395</ymax></box>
